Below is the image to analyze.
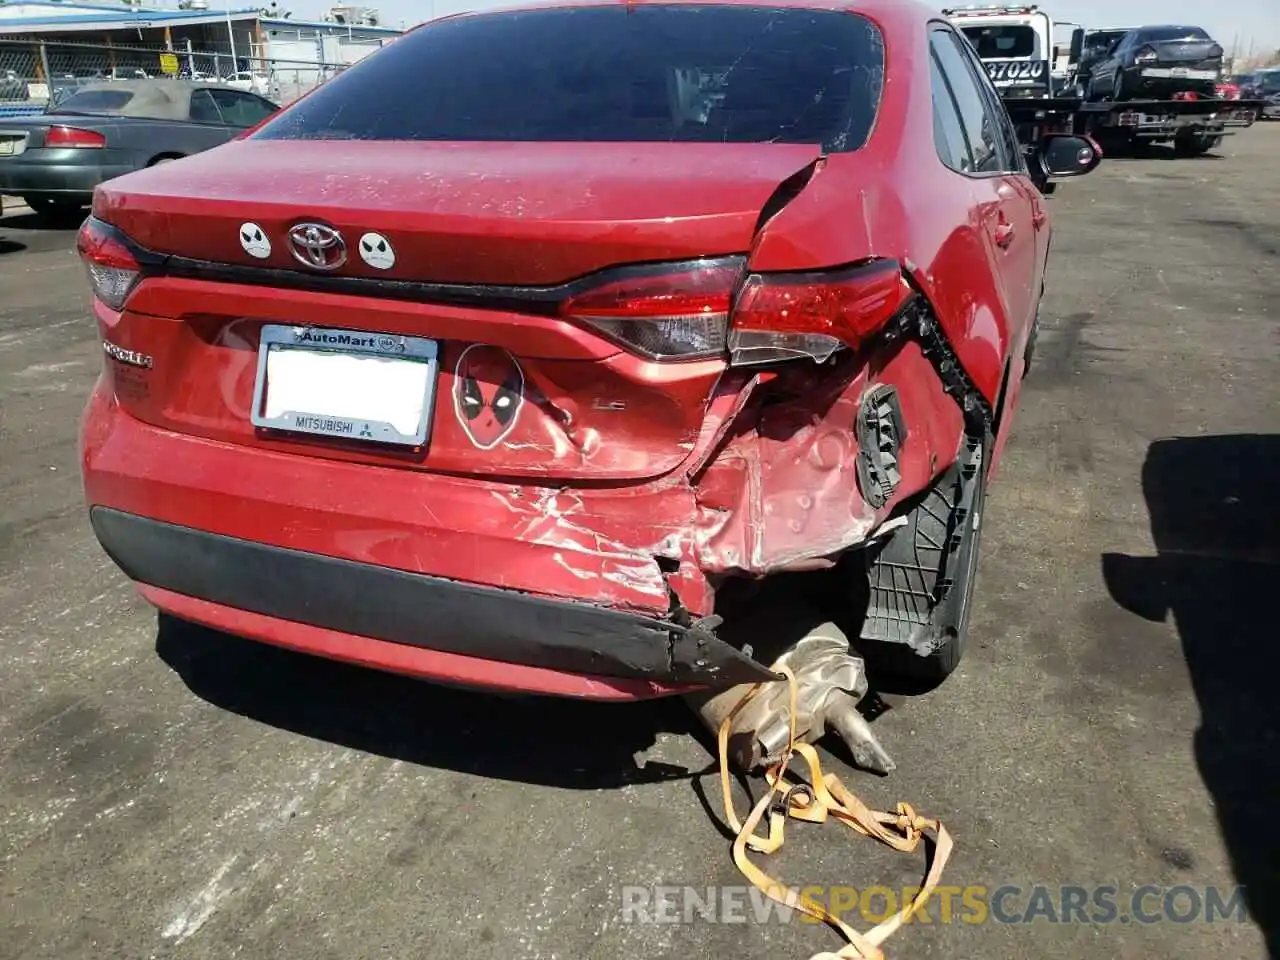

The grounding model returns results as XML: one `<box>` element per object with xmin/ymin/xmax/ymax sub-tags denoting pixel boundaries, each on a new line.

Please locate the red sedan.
<box><xmin>78</xmin><ymin>0</ymin><xmax>1099</xmax><ymax>702</ymax></box>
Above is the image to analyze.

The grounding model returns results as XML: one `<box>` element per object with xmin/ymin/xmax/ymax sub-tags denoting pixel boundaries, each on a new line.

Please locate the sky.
<box><xmin>298</xmin><ymin>0</ymin><xmax>1280</xmax><ymax>58</ymax></box>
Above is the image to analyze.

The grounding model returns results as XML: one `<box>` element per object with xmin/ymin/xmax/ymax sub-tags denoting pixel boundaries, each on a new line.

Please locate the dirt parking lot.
<box><xmin>2</xmin><ymin>124</ymin><xmax>1278</xmax><ymax>960</ymax></box>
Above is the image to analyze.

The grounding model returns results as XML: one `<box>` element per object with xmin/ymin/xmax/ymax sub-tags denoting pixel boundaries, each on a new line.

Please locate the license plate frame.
<box><xmin>250</xmin><ymin>324</ymin><xmax>440</xmax><ymax>448</ymax></box>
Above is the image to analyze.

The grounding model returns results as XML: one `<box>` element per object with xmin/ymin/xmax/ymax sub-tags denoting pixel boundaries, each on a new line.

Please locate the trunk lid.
<box><xmin>1149</xmin><ymin>39</ymin><xmax>1222</xmax><ymax>65</ymax></box>
<box><xmin>96</xmin><ymin>140</ymin><xmax>819</xmax><ymax>284</ymax></box>
<box><xmin>96</xmin><ymin>140</ymin><xmax>821</xmax><ymax>483</ymax></box>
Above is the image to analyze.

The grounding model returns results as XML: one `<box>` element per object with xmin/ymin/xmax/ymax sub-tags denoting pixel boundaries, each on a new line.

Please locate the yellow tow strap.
<box><xmin>716</xmin><ymin>665</ymin><xmax>954</xmax><ymax>960</ymax></box>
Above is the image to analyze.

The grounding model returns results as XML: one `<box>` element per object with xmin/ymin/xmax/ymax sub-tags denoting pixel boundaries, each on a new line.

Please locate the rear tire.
<box><xmin>856</xmin><ymin>431</ymin><xmax>990</xmax><ymax>686</ymax></box>
<box><xmin>1112</xmin><ymin>70</ymin><xmax>1126</xmax><ymax>102</ymax></box>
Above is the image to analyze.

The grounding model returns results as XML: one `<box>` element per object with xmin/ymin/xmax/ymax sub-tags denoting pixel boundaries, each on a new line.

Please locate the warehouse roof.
<box><xmin>0</xmin><ymin>2</ymin><xmax>404</xmax><ymax>35</ymax></box>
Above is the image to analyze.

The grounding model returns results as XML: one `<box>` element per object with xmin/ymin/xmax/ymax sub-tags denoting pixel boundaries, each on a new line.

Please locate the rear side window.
<box><xmin>208</xmin><ymin>89</ymin><xmax>276</xmax><ymax>127</ymax></box>
<box><xmin>254</xmin><ymin>4</ymin><xmax>885</xmax><ymax>151</ymax></box>
<box><xmin>929</xmin><ymin>29</ymin><xmax>1002</xmax><ymax>173</ymax></box>
<box><xmin>189</xmin><ymin>89</ymin><xmax>222</xmax><ymax>124</ymax></box>
<box><xmin>50</xmin><ymin>90</ymin><xmax>134</xmax><ymax>114</ymax></box>
<box><xmin>930</xmin><ymin>47</ymin><xmax>970</xmax><ymax>171</ymax></box>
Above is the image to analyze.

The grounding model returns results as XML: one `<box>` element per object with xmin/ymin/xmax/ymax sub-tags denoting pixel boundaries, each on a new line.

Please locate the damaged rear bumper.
<box><xmin>90</xmin><ymin>506</ymin><xmax>778</xmax><ymax>693</ymax></box>
<box><xmin>81</xmin><ymin>286</ymin><xmax>979</xmax><ymax>698</ymax></box>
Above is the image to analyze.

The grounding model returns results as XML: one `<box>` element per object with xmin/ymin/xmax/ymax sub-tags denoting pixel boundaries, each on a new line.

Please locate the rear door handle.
<box><xmin>994</xmin><ymin>221</ymin><xmax>1016</xmax><ymax>249</ymax></box>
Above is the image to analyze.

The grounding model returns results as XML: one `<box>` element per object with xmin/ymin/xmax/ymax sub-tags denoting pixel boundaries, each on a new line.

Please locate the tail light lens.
<box><xmin>560</xmin><ymin>257</ymin><xmax>911</xmax><ymax>366</ymax></box>
<box><xmin>1135</xmin><ymin>46</ymin><xmax>1158</xmax><ymax>63</ymax></box>
<box><xmin>46</xmin><ymin>125</ymin><xmax>107</xmax><ymax>149</ymax></box>
<box><xmin>77</xmin><ymin>217</ymin><xmax>142</xmax><ymax>310</ymax></box>
<box><xmin>728</xmin><ymin>260</ymin><xmax>911</xmax><ymax>367</ymax></box>
<box><xmin>559</xmin><ymin>258</ymin><xmax>739</xmax><ymax>361</ymax></box>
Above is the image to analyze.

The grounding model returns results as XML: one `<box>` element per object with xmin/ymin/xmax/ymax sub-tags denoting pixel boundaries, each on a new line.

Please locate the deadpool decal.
<box><xmin>452</xmin><ymin>344</ymin><xmax>525</xmax><ymax>450</ymax></box>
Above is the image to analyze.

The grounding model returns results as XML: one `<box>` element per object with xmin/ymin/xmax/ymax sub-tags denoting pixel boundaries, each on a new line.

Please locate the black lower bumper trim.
<box><xmin>89</xmin><ymin>508</ymin><xmax>776</xmax><ymax>687</ymax></box>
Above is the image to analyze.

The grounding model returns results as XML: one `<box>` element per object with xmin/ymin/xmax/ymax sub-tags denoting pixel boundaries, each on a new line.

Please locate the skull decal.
<box><xmin>239</xmin><ymin>222</ymin><xmax>271</xmax><ymax>259</ymax></box>
<box><xmin>453</xmin><ymin>344</ymin><xmax>525</xmax><ymax>450</ymax></box>
<box><xmin>358</xmin><ymin>232</ymin><xmax>396</xmax><ymax>270</ymax></box>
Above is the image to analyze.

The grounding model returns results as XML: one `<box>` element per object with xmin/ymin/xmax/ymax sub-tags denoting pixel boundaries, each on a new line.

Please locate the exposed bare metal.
<box><xmin>686</xmin><ymin>622</ymin><xmax>894</xmax><ymax>775</ymax></box>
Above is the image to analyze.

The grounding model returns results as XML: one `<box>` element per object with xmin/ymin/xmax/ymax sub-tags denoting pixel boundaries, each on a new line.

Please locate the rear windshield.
<box><xmin>960</xmin><ymin>25</ymin><xmax>1037</xmax><ymax>59</ymax></box>
<box><xmin>49</xmin><ymin>89</ymin><xmax>134</xmax><ymax>114</ymax></box>
<box><xmin>1259</xmin><ymin>72</ymin><xmax>1280</xmax><ymax>92</ymax></box>
<box><xmin>253</xmin><ymin>4</ymin><xmax>885</xmax><ymax>151</ymax></box>
<box><xmin>1136</xmin><ymin>27</ymin><xmax>1211</xmax><ymax>43</ymax></box>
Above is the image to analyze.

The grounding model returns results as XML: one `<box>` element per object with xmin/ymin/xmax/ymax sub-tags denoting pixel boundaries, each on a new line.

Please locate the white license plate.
<box><xmin>0</xmin><ymin>140</ymin><xmax>14</xmax><ymax>156</ymax></box>
<box><xmin>250</xmin><ymin>324</ymin><xmax>440</xmax><ymax>447</ymax></box>
<box><xmin>1171</xmin><ymin>67</ymin><xmax>1189</xmax><ymax>78</ymax></box>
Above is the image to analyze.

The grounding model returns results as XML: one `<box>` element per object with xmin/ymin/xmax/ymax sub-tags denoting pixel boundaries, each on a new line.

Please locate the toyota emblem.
<box><xmin>287</xmin><ymin>222</ymin><xmax>347</xmax><ymax>271</ymax></box>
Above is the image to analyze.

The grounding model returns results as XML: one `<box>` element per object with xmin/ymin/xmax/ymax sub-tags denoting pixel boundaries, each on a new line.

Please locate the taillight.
<box><xmin>559</xmin><ymin>257</ymin><xmax>911</xmax><ymax>367</ymax></box>
<box><xmin>727</xmin><ymin>260</ymin><xmax>911</xmax><ymax>366</ymax></box>
<box><xmin>45</xmin><ymin>125</ymin><xmax>107</xmax><ymax>149</ymax></box>
<box><xmin>559</xmin><ymin>258</ymin><xmax>740</xmax><ymax>361</ymax></box>
<box><xmin>77</xmin><ymin>217</ymin><xmax>142</xmax><ymax>310</ymax></box>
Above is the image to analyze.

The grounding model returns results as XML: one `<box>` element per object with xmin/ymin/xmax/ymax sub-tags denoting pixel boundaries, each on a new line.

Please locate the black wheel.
<box><xmin>23</xmin><ymin>196</ymin><xmax>86</xmax><ymax>224</ymax></box>
<box><xmin>1173</xmin><ymin>134</ymin><xmax>1217</xmax><ymax>158</ymax></box>
<box><xmin>856</xmin><ymin>432</ymin><xmax>989</xmax><ymax>685</ymax></box>
<box><xmin>1129</xmin><ymin>137</ymin><xmax>1156</xmax><ymax>157</ymax></box>
<box><xmin>1112</xmin><ymin>70</ymin><xmax>1126</xmax><ymax>102</ymax></box>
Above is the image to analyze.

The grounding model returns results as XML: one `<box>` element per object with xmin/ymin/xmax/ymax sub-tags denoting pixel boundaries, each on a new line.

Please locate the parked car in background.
<box><xmin>224</xmin><ymin>71</ymin><xmax>272</xmax><ymax>96</ymax></box>
<box><xmin>0</xmin><ymin>69</ymin><xmax>30</xmax><ymax>102</ymax></box>
<box><xmin>1243</xmin><ymin>68</ymin><xmax>1280</xmax><ymax>117</ymax></box>
<box><xmin>76</xmin><ymin>0</ymin><xmax>1101</xmax><ymax>710</ymax></box>
<box><xmin>0</xmin><ymin>80</ymin><xmax>277</xmax><ymax>221</ymax></box>
<box><xmin>1086</xmin><ymin>25</ymin><xmax>1225</xmax><ymax>101</ymax></box>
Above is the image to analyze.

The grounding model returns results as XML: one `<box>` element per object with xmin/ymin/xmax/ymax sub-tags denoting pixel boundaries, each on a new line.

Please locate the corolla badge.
<box><xmin>287</xmin><ymin>222</ymin><xmax>347</xmax><ymax>271</ymax></box>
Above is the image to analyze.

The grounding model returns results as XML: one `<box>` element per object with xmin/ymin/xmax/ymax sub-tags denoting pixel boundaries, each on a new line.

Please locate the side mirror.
<box><xmin>1069</xmin><ymin>28</ymin><xmax>1084</xmax><ymax>62</ymax></box>
<box><xmin>1035</xmin><ymin>133</ymin><xmax>1102</xmax><ymax>178</ymax></box>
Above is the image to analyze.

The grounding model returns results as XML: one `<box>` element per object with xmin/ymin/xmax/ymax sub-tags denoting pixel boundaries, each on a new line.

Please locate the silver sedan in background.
<box><xmin>0</xmin><ymin>79</ymin><xmax>278</xmax><ymax>222</ymax></box>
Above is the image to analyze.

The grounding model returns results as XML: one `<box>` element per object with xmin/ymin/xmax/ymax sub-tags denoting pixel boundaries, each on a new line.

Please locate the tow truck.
<box><xmin>944</xmin><ymin>5</ymin><xmax>1085</xmax><ymax>101</ymax></box>
<box><xmin>945</xmin><ymin>6</ymin><xmax>1265</xmax><ymax>156</ymax></box>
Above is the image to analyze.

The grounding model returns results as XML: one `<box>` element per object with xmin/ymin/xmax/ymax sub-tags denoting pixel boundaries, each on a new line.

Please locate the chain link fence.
<box><xmin>0</xmin><ymin>38</ymin><xmax>354</xmax><ymax>116</ymax></box>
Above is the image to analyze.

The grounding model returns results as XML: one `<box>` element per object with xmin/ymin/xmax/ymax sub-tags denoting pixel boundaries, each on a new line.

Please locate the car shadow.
<box><xmin>155</xmin><ymin>612</ymin><xmax>714</xmax><ymax>791</ymax></box>
<box><xmin>0</xmin><ymin>209</ymin><xmax>83</xmax><ymax>231</ymax></box>
<box><xmin>0</xmin><ymin>237</ymin><xmax>26</xmax><ymax>255</ymax></box>
<box><xmin>1100</xmin><ymin>142</ymin><xmax>1226</xmax><ymax>162</ymax></box>
<box><xmin>1102</xmin><ymin>435</ymin><xmax>1280</xmax><ymax>955</ymax></box>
